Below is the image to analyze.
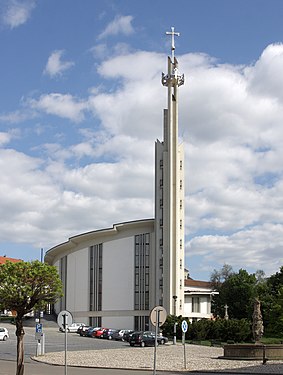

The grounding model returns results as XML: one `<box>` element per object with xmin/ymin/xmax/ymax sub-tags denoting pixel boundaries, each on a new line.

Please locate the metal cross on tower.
<box><xmin>166</xmin><ymin>27</ymin><xmax>180</xmax><ymax>60</ymax></box>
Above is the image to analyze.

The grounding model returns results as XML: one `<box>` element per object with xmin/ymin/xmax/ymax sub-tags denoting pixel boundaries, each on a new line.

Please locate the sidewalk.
<box><xmin>0</xmin><ymin>359</ymin><xmax>165</xmax><ymax>375</ymax></box>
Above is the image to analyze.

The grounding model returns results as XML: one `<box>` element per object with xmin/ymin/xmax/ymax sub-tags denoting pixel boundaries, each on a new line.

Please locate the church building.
<box><xmin>45</xmin><ymin>29</ymin><xmax>214</xmax><ymax>329</ymax></box>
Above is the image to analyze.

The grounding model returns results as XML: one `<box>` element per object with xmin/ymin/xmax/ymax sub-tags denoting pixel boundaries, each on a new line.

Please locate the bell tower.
<box><xmin>154</xmin><ymin>27</ymin><xmax>185</xmax><ymax>316</ymax></box>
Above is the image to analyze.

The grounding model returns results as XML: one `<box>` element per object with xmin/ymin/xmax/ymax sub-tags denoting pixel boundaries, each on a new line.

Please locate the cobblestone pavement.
<box><xmin>33</xmin><ymin>343</ymin><xmax>283</xmax><ymax>373</ymax></box>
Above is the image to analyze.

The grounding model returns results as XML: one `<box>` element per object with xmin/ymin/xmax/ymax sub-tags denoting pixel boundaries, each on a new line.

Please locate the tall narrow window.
<box><xmin>59</xmin><ymin>256</ymin><xmax>67</xmax><ymax>311</ymax></box>
<box><xmin>134</xmin><ymin>233</ymin><xmax>150</xmax><ymax>311</ymax></box>
<box><xmin>89</xmin><ymin>244</ymin><xmax>103</xmax><ymax>313</ymax></box>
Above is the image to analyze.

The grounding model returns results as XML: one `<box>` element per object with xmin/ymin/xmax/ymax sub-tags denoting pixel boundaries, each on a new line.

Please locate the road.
<box><xmin>0</xmin><ymin>322</ymin><xmax>130</xmax><ymax>363</ymax></box>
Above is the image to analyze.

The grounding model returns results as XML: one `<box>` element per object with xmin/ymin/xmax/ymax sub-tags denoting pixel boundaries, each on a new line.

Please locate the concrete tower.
<box><xmin>155</xmin><ymin>28</ymin><xmax>185</xmax><ymax>316</ymax></box>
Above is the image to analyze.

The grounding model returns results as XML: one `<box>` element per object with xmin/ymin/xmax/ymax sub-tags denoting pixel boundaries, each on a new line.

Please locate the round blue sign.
<box><xmin>181</xmin><ymin>320</ymin><xmax>188</xmax><ymax>333</ymax></box>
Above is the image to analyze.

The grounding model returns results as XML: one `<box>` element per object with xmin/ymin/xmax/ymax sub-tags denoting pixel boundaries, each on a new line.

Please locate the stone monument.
<box><xmin>252</xmin><ymin>298</ymin><xmax>264</xmax><ymax>343</ymax></box>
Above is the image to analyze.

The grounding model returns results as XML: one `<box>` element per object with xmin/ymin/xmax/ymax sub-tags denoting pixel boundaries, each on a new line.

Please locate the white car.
<box><xmin>59</xmin><ymin>323</ymin><xmax>85</xmax><ymax>333</ymax></box>
<box><xmin>0</xmin><ymin>327</ymin><xmax>9</xmax><ymax>341</ymax></box>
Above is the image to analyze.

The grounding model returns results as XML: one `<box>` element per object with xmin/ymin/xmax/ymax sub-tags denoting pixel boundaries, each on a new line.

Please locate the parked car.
<box><xmin>122</xmin><ymin>330</ymin><xmax>134</xmax><ymax>342</ymax></box>
<box><xmin>94</xmin><ymin>327</ymin><xmax>107</xmax><ymax>338</ymax></box>
<box><xmin>129</xmin><ymin>331</ymin><xmax>168</xmax><ymax>347</ymax></box>
<box><xmin>77</xmin><ymin>325</ymin><xmax>90</xmax><ymax>335</ymax></box>
<box><xmin>59</xmin><ymin>323</ymin><xmax>85</xmax><ymax>333</ymax></box>
<box><xmin>88</xmin><ymin>327</ymin><xmax>102</xmax><ymax>337</ymax></box>
<box><xmin>101</xmin><ymin>328</ymin><xmax>119</xmax><ymax>340</ymax></box>
<box><xmin>112</xmin><ymin>329</ymin><xmax>133</xmax><ymax>341</ymax></box>
<box><xmin>144</xmin><ymin>331</ymin><xmax>168</xmax><ymax>345</ymax></box>
<box><xmin>0</xmin><ymin>327</ymin><xmax>9</xmax><ymax>341</ymax></box>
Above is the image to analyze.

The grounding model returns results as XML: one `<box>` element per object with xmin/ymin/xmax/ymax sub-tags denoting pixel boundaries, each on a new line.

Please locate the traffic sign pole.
<box><xmin>150</xmin><ymin>306</ymin><xmax>167</xmax><ymax>375</ymax></box>
<box><xmin>63</xmin><ymin>314</ymin><xmax>68</xmax><ymax>375</ymax></box>
<box><xmin>153</xmin><ymin>309</ymin><xmax>160</xmax><ymax>375</ymax></box>
<box><xmin>57</xmin><ymin>310</ymin><xmax>73</xmax><ymax>375</ymax></box>
<box><xmin>181</xmin><ymin>320</ymin><xmax>188</xmax><ymax>369</ymax></box>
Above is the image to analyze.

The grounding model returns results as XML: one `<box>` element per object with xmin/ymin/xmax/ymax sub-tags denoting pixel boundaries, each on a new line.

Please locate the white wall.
<box><xmin>102</xmin><ymin>237</ymin><xmax>134</xmax><ymax>310</ymax></box>
<box><xmin>66</xmin><ymin>248</ymin><xmax>89</xmax><ymax>316</ymax></box>
<box><xmin>183</xmin><ymin>295</ymin><xmax>212</xmax><ymax>320</ymax></box>
<box><xmin>102</xmin><ymin>316</ymin><xmax>134</xmax><ymax>329</ymax></box>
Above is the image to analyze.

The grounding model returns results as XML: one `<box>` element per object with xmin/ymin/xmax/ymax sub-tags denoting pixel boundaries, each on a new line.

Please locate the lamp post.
<box><xmin>173</xmin><ymin>295</ymin><xmax>177</xmax><ymax>316</ymax></box>
<box><xmin>173</xmin><ymin>295</ymin><xmax>178</xmax><ymax>345</ymax></box>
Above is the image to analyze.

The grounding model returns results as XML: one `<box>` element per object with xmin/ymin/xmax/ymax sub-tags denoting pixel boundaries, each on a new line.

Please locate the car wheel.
<box><xmin>140</xmin><ymin>341</ymin><xmax>145</xmax><ymax>347</ymax></box>
<box><xmin>3</xmin><ymin>335</ymin><xmax>7</xmax><ymax>341</ymax></box>
<box><xmin>108</xmin><ymin>336</ymin><xmax>112</xmax><ymax>340</ymax></box>
<box><xmin>160</xmin><ymin>339</ymin><xmax>165</xmax><ymax>345</ymax></box>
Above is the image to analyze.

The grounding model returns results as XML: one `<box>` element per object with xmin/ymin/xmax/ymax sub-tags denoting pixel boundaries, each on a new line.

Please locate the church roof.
<box><xmin>45</xmin><ymin>218</ymin><xmax>154</xmax><ymax>264</ymax></box>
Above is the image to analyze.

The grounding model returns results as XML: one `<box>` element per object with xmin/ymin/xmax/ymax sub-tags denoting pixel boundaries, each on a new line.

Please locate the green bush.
<box><xmin>162</xmin><ymin>315</ymin><xmax>190</xmax><ymax>339</ymax></box>
<box><xmin>163</xmin><ymin>316</ymin><xmax>253</xmax><ymax>343</ymax></box>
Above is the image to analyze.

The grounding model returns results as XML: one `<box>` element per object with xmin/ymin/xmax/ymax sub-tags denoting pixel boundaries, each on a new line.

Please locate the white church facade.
<box><xmin>45</xmin><ymin>29</ymin><xmax>215</xmax><ymax>329</ymax></box>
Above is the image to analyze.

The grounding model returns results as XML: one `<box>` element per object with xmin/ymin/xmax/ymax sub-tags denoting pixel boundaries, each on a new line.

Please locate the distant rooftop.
<box><xmin>0</xmin><ymin>256</ymin><xmax>22</xmax><ymax>264</ymax></box>
<box><xmin>185</xmin><ymin>278</ymin><xmax>212</xmax><ymax>288</ymax></box>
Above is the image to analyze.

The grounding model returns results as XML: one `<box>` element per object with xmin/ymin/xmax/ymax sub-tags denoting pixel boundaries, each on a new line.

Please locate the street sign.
<box><xmin>35</xmin><ymin>323</ymin><xmax>42</xmax><ymax>333</ymax></box>
<box><xmin>150</xmin><ymin>306</ymin><xmax>167</xmax><ymax>327</ymax></box>
<box><xmin>181</xmin><ymin>320</ymin><xmax>188</xmax><ymax>333</ymax></box>
<box><xmin>57</xmin><ymin>310</ymin><xmax>73</xmax><ymax>330</ymax></box>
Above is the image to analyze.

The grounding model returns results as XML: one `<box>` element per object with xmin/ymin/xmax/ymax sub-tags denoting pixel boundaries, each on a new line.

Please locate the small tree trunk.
<box><xmin>15</xmin><ymin>317</ymin><xmax>25</xmax><ymax>375</ymax></box>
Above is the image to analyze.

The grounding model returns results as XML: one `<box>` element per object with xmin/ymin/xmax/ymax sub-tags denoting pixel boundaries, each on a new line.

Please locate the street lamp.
<box><xmin>173</xmin><ymin>295</ymin><xmax>177</xmax><ymax>316</ymax></box>
<box><xmin>173</xmin><ymin>295</ymin><xmax>178</xmax><ymax>345</ymax></box>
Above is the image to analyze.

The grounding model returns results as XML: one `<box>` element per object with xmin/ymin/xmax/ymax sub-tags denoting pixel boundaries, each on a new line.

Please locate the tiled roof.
<box><xmin>0</xmin><ymin>256</ymin><xmax>22</xmax><ymax>264</ymax></box>
<box><xmin>185</xmin><ymin>278</ymin><xmax>212</xmax><ymax>288</ymax></box>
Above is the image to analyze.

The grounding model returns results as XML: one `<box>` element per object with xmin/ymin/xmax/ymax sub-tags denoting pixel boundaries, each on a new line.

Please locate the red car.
<box><xmin>93</xmin><ymin>328</ymin><xmax>107</xmax><ymax>338</ymax></box>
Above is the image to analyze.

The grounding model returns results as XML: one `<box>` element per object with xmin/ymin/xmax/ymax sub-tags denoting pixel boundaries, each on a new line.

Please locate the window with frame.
<box><xmin>89</xmin><ymin>244</ymin><xmax>103</xmax><ymax>312</ymax></box>
<box><xmin>192</xmin><ymin>297</ymin><xmax>200</xmax><ymax>313</ymax></box>
<box><xmin>134</xmin><ymin>233</ymin><xmax>150</xmax><ymax>311</ymax></box>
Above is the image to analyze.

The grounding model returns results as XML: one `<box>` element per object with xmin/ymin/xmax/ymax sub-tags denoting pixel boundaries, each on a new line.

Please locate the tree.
<box><xmin>261</xmin><ymin>266</ymin><xmax>283</xmax><ymax>336</ymax></box>
<box><xmin>0</xmin><ymin>260</ymin><xmax>63</xmax><ymax>375</ymax></box>
<box><xmin>211</xmin><ymin>268</ymin><xmax>257</xmax><ymax>320</ymax></box>
<box><xmin>210</xmin><ymin>263</ymin><xmax>234</xmax><ymax>289</ymax></box>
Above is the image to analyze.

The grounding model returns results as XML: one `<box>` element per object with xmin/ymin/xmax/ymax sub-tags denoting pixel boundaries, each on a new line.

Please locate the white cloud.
<box><xmin>187</xmin><ymin>223</ymin><xmax>283</xmax><ymax>277</ymax></box>
<box><xmin>0</xmin><ymin>109</ymin><xmax>36</xmax><ymax>123</ymax></box>
<box><xmin>0</xmin><ymin>131</ymin><xmax>12</xmax><ymax>146</ymax></box>
<box><xmin>1</xmin><ymin>0</ymin><xmax>36</xmax><ymax>29</ymax></box>
<box><xmin>98</xmin><ymin>15</ymin><xmax>134</xmax><ymax>39</ymax></box>
<box><xmin>44</xmin><ymin>50</ymin><xmax>74</xmax><ymax>78</ymax></box>
<box><xmin>246</xmin><ymin>43</ymin><xmax>283</xmax><ymax>100</ymax></box>
<box><xmin>1</xmin><ymin>43</ymin><xmax>283</xmax><ymax>279</ymax></box>
<box><xmin>29</xmin><ymin>93</ymin><xmax>88</xmax><ymax>122</ymax></box>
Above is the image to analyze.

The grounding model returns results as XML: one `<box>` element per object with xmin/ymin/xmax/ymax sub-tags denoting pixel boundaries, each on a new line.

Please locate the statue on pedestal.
<box><xmin>252</xmin><ymin>298</ymin><xmax>264</xmax><ymax>343</ymax></box>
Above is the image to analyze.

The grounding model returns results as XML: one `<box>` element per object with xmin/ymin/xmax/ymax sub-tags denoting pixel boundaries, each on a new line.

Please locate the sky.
<box><xmin>0</xmin><ymin>0</ymin><xmax>283</xmax><ymax>281</ymax></box>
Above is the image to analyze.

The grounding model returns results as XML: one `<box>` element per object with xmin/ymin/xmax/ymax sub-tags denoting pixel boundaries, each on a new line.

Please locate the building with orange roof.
<box><xmin>0</xmin><ymin>256</ymin><xmax>22</xmax><ymax>264</ymax></box>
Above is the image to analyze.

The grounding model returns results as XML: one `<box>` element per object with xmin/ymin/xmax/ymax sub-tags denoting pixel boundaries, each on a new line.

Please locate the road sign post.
<box><xmin>35</xmin><ymin>323</ymin><xmax>44</xmax><ymax>356</ymax></box>
<box><xmin>150</xmin><ymin>306</ymin><xmax>167</xmax><ymax>375</ymax></box>
<box><xmin>57</xmin><ymin>310</ymin><xmax>73</xmax><ymax>375</ymax></box>
<box><xmin>181</xmin><ymin>320</ymin><xmax>188</xmax><ymax>369</ymax></box>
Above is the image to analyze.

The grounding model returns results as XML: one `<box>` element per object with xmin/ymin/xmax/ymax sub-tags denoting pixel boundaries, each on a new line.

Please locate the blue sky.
<box><xmin>0</xmin><ymin>0</ymin><xmax>283</xmax><ymax>280</ymax></box>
